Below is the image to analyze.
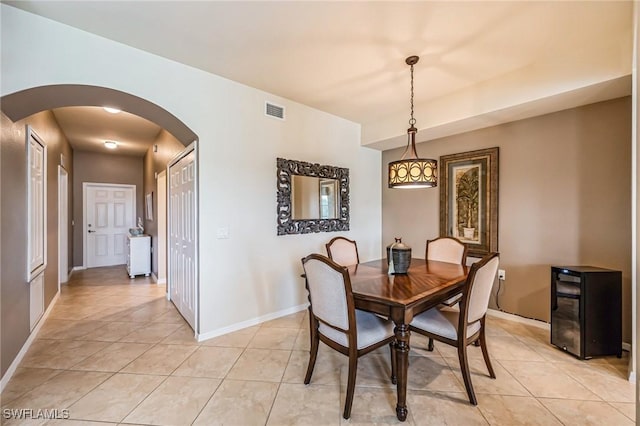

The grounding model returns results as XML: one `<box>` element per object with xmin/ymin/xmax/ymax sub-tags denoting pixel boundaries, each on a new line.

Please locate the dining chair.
<box><xmin>301</xmin><ymin>253</ymin><xmax>396</xmax><ymax>419</ymax></box>
<box><xmin>425</xmin><ymin>236</ymin><xmax>467</xmax><ymax>264</ymax></box>
<box><xmin>325</xmin><ymin>236</ymin><xmax>359</xmax><ymax>266</ymax></box>
<box><xmin>425</xmin><ymin>236</ymin><xmax>468</xmax><ymax>350</ymax></box>
<box><xmin>409</xmin><ymin>252</ymin><xmax>499</xmax><ymax>405</ymax></box>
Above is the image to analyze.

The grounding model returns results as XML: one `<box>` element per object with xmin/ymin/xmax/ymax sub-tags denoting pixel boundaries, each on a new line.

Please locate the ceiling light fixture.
<box><xmin>103</xmin><ymin>106</ymin><xmax>121</xmax><ymax>114</ymax></box>
<box><xmin>104</xmin><ymin>140</ymin><xmax>118</xmax><ymax>149</ymax></box>
<box><xmin>388</xmin><ymin>56</ymin><xmax>437</xmax><ymax>189</ymax></box>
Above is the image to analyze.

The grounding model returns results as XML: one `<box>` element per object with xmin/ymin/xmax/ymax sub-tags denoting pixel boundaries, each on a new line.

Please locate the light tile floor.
<box><xmin>1</xmin><ymin>266</ymin><xmax>635</xmax><ymax>425</ymax></box>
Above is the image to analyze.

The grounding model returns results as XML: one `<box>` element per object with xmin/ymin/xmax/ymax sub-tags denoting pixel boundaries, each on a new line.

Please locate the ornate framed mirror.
<box><xmin>277</xmin><ymin>158</ymin><xmax>350</xmax><ymax>235</ymax></box>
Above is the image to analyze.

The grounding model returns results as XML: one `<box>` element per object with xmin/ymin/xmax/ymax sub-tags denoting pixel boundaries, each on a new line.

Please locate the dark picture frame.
<box><xmin>439</xmin><ymin>147</ymin><xmax>498</xmax><ymax>257</ymax></box>
<box><xmin>145</xmin><ymin>192</ymin><xmax>154</xmax><ymax>221</ymax></box>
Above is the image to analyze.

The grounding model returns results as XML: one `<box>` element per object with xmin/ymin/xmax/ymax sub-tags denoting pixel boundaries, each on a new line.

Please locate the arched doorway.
<box><xmin>1</xmin><ymin>83</ymin><xmax>199</xmax><ymax>332</ymax></box>
<box><xmin>2</xmin><ymin>84</ymin><xmax>197</xmax><ymax>145</ymax></box>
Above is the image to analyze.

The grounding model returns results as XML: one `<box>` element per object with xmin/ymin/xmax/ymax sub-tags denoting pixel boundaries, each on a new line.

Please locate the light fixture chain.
<box><xmin>389</xmin><ymin>55</ymin><xmax>437</xmax><ymax>189</ymax></box>
<box><xmin>409</xmin><ymin>63</ymin><xmax>416</xmax><ymax>127</ymax></box>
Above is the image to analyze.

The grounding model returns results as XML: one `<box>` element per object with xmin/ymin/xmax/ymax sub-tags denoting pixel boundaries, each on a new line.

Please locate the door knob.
<box><xmin>88</xmin><ymin>230</ymin><xmax>96</xmax><ymax>233</ymax></box>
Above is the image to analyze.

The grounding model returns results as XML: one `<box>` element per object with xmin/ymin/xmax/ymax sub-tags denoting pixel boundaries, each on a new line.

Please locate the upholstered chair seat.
<box><xmin>319</xmin><ymin>310</ymin><xmax>395</xmax><ymax>349</ymax></box>
<box><xmin>410</xmin><ymin>252</ymin><xmax>499</xmax><ymax>405</ymax></box>
<box><xmin>410</xmin><ymin>307</ymin><xmax>481</xmax><ymax>341</ymax></box>
<box><xmin>302</xmin><ymin>253</ymin><xmax>396</xmax><ymax>419</ymax></box>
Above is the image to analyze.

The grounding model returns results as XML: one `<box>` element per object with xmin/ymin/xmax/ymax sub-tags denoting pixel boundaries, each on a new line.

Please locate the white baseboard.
<box><xmin>487</xmin><ymin>308</ymin><xmax>549</xmax><ymax>330</ymax></box>
<box><xmin>488</xmin><ymin>308</ymin><xmax>632</xmax><ymax>356</ymax></box>
<box><xmin>151</xmin><ymin>273</ymin><xmax>166</xmax><ymax>285</ymax></box>
<box><xmin>197</xmin><ymin>303</ymin><xmax>308</xmax><ymax>342</ymax></box>
<box><xmin>0</xmin><ymin>291</ymin><xmax>60</xmax><ymax>392</ymax></box>
<box><xmin>67</xmin><ymin>266</ymin><xmax>85</xmax><ymax>281</ymax></box>
<box><xmin>623</xmin><ymin>343</ymin><xmax>634</xmax><ymax>383</ymax></box>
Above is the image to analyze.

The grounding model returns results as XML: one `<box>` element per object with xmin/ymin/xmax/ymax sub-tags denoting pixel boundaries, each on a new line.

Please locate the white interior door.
<box><xmin>27</xmin><ymin>126</ymin><xmax>47</xmax><ymax>281</ymax></box>
<box><xmin>157</xmin><ymin>171</ymin><xmax>167</xmax><ymax>284</ymax></box>
<box><xmin>27</xmin><ymin>126</ymin><xmax>46</xmax><ymax>330</ymax></box>
<box><xmin>58</xmin><ymin>166</ymin><xmax>68</xmax><ymax>286</ymax></box>
<box><xmin>85</xmin><ymin>183</ymin><xmax>135</xmax><ymax>268</ymax></box>
<box><xmin>168</xmin><ymin>146</ymin><xmax>197</xmax><ymax>330</ymax></box>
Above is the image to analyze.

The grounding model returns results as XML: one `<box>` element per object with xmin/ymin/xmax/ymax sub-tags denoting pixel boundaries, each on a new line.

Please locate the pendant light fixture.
<box><xmin>388</xmin><ymin>56</ymin><xmax>437</xmax><ymax>189</ymax></box>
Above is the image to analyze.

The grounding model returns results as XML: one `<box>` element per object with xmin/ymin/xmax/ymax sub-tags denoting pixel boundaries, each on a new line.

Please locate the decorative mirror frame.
<box><xmin>277</xmin><ymin>158</ymin><xmax>350</xmax><ymax>235</ymax></box>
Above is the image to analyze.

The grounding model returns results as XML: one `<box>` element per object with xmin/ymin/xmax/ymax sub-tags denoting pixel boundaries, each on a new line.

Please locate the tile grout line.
<box><xmin>454</xmin><ymin>329</ymin><xmax>564</xmax><ymax>425</ymax></box>
<box><xmin>114</xmin><ymin>374</ymin><xmax>172</xmax><ymax>425</ymax></box>
<box><xmin>604</xmin><ymin>400</ymin><xmax>636</xmax><ymax>422</ymax></box>
<box><xmin>188</xmin><ymin>330</ymin><xmax>254</xmax><ymax>424</ymax></box>
<box><xmin>257</xmin><ymin>321</ymin><xmax>298</xmax><ymax>426</ymax></box>
<box><xmin>534</xmin><ymin>397</ymin><xmax>593</xmax><ymax>426</ymax></box>
<box><xmin>264</xmin><ymin>380</ymin><xmax>283</xmax><ymax>426</ymax></box>
<box><xmin>492</xmin><ymin>358</ymin><xmax>535</xmax><ymax>398</ymax></box>
<box><xmin>8</xmin><ymin>301</ymin><xmax>172</xmax><ymax>421</ymax></box>
<box><xmin>68</xmin><ymin>299</ymin><xmax>190</xmax><ymax>423</ymax></box>
<box><xmin>263</xmin><ymin>330</ymin><xmax>297</xmax><ymax>426</ymax></box>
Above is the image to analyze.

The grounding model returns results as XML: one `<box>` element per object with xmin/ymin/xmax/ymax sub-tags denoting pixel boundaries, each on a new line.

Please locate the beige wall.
<box><xmin>72</xmin><ymin>151</ymin><xmax>143</xmax><ymax>267</ymax></box>
<box><xmin>382</xmin><ymin>97</ymin><xmax>632</xmax><ymax>342</ymax></box>
<box><xmin>1</xmin><ymin>110</ymin><xmax>73</xmax><ymax>376</ymax></box>
<box><xmin>142</xmin><ymin>130</ymin><xmax>185</xmax><ymax>277</ymax></box>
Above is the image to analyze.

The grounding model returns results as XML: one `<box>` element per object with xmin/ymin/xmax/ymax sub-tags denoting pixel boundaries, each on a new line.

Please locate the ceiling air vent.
<box><xmin>265</xmin><ymin>102</ymin><xmax>285</xmax><ymax>120</ymax></box>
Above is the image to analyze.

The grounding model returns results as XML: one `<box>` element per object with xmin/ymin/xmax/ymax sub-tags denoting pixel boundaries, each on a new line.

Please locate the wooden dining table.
<box><xmin>346</xmin><ymin>258</ymin><xmax>469</xmax><ymax>422</ymax></box>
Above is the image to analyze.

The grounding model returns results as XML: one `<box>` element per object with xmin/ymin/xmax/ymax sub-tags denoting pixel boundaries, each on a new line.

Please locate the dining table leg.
<box><xmin>393</xmin><ymin>322</ymin><xmax>410</xmax><ymax>421</ymax></box>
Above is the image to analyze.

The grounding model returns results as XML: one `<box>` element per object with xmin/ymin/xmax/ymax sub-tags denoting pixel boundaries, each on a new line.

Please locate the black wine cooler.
<box><xmin>550</xmin><ymin>266</ymin><xmax>621</xmax><ymax>359</ymax></box>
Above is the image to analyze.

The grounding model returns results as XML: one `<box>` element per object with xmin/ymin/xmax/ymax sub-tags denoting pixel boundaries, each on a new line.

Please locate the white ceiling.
<box><xmin>5</xmin><ymin>1</ymin><xmax>633</xmax><ymax>152</ymax></box>
<box><xmin>52</xmin><ymin>107</ymin><xmax>162</xmax><ymax>156</ymax></box>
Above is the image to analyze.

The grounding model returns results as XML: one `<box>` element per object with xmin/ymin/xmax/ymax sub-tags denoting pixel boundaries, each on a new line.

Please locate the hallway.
<box><xmin>0</xmin><ymin>266</ymin><xmax>636</xmax><ymax>425</ymax></box>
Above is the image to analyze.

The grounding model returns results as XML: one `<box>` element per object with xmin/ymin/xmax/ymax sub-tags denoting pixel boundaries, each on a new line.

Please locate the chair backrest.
<box><xmin>302</xmin><ymin>254</ymin><xmax>355</xmax><ymax>333</ymax></box>
<box><xmin>325</xmin><ymin>237</ymin><xmax>359</xmax><ymax>266</ymax></box>
<box><xmin>426</xmin><ymin>236</ymin><xmax>467</xmax><ymax>264</ymax></box>
<box><xmin>460</xmin><ymin>252</ymin><xmax>500</xmax><ymax>325</ymax></box>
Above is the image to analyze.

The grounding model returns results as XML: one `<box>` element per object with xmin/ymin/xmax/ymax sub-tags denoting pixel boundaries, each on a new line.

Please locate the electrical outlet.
<box><xmin>216</xmin><ymin>227</ymin><xmax>229</xmax><ymax>239</ymax></box>
<box><xmin>498</xmin><ymin>269</ymin><xmax>506</xmax><ymax>280</ymax></box>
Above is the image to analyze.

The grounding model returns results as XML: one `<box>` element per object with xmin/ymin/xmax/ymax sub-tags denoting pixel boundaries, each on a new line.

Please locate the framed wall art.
<box><xmin>146</xmin><ymin>192</ymin><xmax>154</xmax><ymax>221</ymax></box>
<box><xmin>439</xmin><ymin>147</ymin><xmax>498</xmax><ymax>257</ymax></box>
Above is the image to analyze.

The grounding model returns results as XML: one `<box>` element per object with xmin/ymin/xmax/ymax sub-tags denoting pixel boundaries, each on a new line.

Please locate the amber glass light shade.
<box><xmin>388</xmin><ymin>128</ymin><xmax>437</xmax><ymax>188</ymax></box>
<box><xmin>388</xmin><ymin>159</ymin><xmax>437</xmax><ymax>188</ymax></box>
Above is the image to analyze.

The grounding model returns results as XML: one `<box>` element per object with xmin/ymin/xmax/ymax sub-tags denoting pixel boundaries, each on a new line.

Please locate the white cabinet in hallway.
<box><xmin>126</xmin><ymin>235</ymin><xmax>151</xmax><ymax>278</ymax></box>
